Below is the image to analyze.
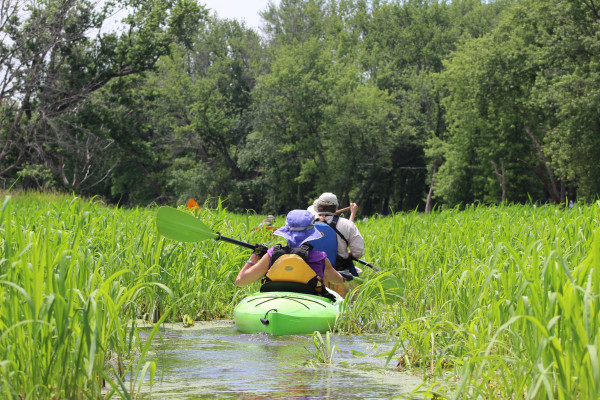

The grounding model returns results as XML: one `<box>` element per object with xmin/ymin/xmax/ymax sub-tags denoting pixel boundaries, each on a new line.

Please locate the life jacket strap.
<box><xmin>261</xmin><ymin>244</ymin><xmax>338</xmax><ymax>302</ymax></box>
<box><xmin>324</xmin><ymin>215</ymin><xmax>349</xmax><ymax>247</ymax></box>
<box><xmin>270</xmin><ymin>243</ymin><xmax>313</xmax><ymax>264</ymax></box>
<box><xmin>321</xmin><ymin>216</ymin><xmax>357</xmax><ymax>276</ymax></box>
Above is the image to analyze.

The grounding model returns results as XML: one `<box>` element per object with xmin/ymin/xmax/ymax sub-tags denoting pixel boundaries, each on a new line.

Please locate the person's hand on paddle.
<box><xmin>245</xmin><ymin>243</ymin><xmax>267</xmax><ymax>266</ymax></box>
<box><xmin>338</xmin><ymin>270</ymin><xmax>354</xmax><ymax>281</ymax></box>
<box><xmin>253</xmin><ymin>243</ymin><xmax>268</xmax><ymax>258</ymax></box>
<box><xmin>239</xmin><ymin>244</ymin><xmax>271</xmax><ymax>285</ymax></box>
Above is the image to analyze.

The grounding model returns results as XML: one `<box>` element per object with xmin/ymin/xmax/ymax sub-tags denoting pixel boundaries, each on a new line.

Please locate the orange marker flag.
<box><xmin>187</xmin><ymin>198</ymin><xmax>201</xmax><ymax>212</ymax></box>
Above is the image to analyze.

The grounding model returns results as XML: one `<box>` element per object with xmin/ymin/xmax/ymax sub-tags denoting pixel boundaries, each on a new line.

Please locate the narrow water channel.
<box><xmin>137</xmin><ymin>320</ymin><xmax>421</xmax><ymax>399</ymax></box>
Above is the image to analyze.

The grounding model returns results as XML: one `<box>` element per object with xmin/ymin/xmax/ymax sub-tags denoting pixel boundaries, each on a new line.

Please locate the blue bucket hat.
<box><xmin>273</xmin><ymin>210</ymin><xmax>323</xmax><ymax>248</ymax></box>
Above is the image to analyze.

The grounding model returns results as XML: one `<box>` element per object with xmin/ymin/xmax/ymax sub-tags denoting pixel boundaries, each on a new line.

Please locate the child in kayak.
<box><xmin>235</xmin><ymin>210</ymin><xmax>345</xmax><ymax>298</ymax></box>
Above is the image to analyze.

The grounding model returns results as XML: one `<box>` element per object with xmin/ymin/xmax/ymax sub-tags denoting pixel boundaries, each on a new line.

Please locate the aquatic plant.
<box><xmin>0</xmin><ymin>193</ymin><xmax>173</xmax><ymax>398</ymax></box>
<box><xmin>0</xmin><ymin>192</ymin><xmax>281</xmax><ymax>397</ymax></box>
<box><xmin>307</xmin><ymin>331</ymin><xmax>340</xmax><ymax>364</ymax></box>
<box><xmin>2</xmin><ymin>191</ymin><xmax>599</xmax><ymax>398</ymax></box>
<box><xmin>360</xmin><ymin>202</ymin><xmax>600</xmax><ymax>399</ymax></box>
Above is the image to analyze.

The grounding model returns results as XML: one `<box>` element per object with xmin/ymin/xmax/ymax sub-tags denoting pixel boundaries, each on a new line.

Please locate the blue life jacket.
<box><xmin>312</xmin><ymin>218</ymin><xmax>359</xmax><ymax>276</ymax></box>
<box><xmin>312</xmin><ymin>222</ymin><xmax>339</xmax><ymax>267</ymax></box>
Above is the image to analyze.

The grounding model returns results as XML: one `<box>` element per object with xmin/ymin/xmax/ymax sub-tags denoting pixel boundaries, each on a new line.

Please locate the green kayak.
<box><xmin>233</xmin><ymin>288</ymin><xmax>344</xmax><ymax>335</ymax></box>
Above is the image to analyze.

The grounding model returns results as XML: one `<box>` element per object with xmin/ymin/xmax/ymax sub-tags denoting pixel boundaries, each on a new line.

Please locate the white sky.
<box><xmin>200</xmin><ymin>0</ymin><xmax>280</xmax><ymax>31</ymax></box>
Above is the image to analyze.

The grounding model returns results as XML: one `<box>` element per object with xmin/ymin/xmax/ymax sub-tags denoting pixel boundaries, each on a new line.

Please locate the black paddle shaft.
<box><xmin>355</xmin><ymin>258</ymin><xmax>381</xmax><ymax>272</ymax></box>
<box><xmin>215</xmin><ymin>233</ymin><xmax>255</xmax><ymax>250</ymax></box>
<box><xmin>216</xmin><ymin>231</ymin><xmax>381</xmax><ymax>271</ymax></box>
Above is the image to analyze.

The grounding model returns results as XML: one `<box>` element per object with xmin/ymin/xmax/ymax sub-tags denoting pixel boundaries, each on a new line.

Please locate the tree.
<box><xmin>248</xmin><ymin>39</ymin><xmax>334</xmax><ymax>212</ymax></box>
<box><xmin>260</xmin><ymin>0</ymin><xmax>327</xmax><ymax>45</ymax></box>
<box><xmin>437</xmin><ymin>0</ymin><xmax>600</xmax><ymax>205</ymax></box>
<box><xmin>437</xmin><ymin>29</ymin><xmax>546</xmax><ymax>205</ymax></box>
<box><xmin>320</xmin><ymin>82</ymin><xmax>396</xmax><ymax>213</ymax></box>
<box><xmin>530</xmin><ymin>0</ymin><xmax>600</xmax><ymax>201</ymax></box>
<box><xmin>0</xmin><ymin>0</ymin><xmax>206</xmax><ymax>190</ymax></box>
<box><xmin>80</xmin><ymin>17</ymin><xmax>265</xmax><ymax>207</ymax></box>
<box><xmin>157</xmin><ymin>18</ymin><xmax>265</xmax><ymax>208</ymax></box>
<box><xmin>359</xmin><ymin>0</ymin><xmax>491</xmax><ymax>211</ymax></box>
<box><xmin>247</xmin><ymin>30</ymin><xmax>396</xmax><ymax>213</ymax></box>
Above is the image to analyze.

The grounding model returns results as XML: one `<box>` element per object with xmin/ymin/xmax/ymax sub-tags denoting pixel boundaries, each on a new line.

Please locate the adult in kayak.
<box><xmin>235</xmin><ymin>209</ymin><xmax>345</xmax><ymax>299</ymax></box>
<box><xmin>257</xmin><ymin>214</ymin><xmax>275</xmax><ymax>228</ymax></box>
<box><xmin>310</xmin><ymin>192</ymin><xmax>365</xmax><ymax>297</ymax></box>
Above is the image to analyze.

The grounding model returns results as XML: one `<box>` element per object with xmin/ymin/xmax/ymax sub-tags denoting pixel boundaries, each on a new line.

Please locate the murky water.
<box><xmin>137</xmin><ymin>320</ymin><xmax>421</xmax><ymax>399</ymax></box>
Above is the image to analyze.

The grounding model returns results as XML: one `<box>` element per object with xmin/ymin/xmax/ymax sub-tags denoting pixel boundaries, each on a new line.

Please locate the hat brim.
<box><xmin>273</xmin><ymin>226</ymin><xmax>323</xmax><ymax>248</ymax></box>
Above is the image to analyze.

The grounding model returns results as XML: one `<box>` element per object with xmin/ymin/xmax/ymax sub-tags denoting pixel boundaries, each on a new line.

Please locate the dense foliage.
<box><xmin>1</xmin><ymin>0</ymin><xmax>599</xmax><ymax>213</ymax></box>
<box><xmin>1</xmin><ymin>193</ymin><xmax>599</xmax><ymax>398</ymax></box>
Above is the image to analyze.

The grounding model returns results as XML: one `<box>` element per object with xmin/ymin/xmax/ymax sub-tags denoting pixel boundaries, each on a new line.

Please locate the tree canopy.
<box><xmin>1</xmin><ymin>0</ymin><xmax>598</xmax><ymax>213</ymax></box>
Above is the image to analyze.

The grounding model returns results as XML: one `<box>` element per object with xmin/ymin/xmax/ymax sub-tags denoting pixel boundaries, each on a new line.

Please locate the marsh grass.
<box><xmin>306</xmin><ymin>331</ymin><xmax>340</xmax><ymax>364</ymax></box>
<box><xmin>0</xmin><ymin>192</ymin><xmax>272</xmax><ymax>398</ymax></box>
<box><xmin>2</xmin><ymin>192</ymin><xmax>599</xmax><ymax>399</ymax></box>
<box><xmin>0</xmin><ymin>193</ymin><xmax>176</xmax><ymax>398</ymax></box>
<box><xmin>356</xmin><ymin>203</ymin><xmax>600</xmax><ymax>399</ymax></box>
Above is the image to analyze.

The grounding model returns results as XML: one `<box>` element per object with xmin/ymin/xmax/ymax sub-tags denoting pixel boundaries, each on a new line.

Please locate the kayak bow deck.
<box><xmin>233</xmin><ymin>289</ymin><xmax>344</xmax><ymax>335</ymax></box>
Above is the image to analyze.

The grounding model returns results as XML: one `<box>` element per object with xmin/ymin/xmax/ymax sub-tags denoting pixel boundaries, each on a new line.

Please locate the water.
<box><xmin>137</xmin><ymin>320</ymin><xmax>422</xmax><ymax>399</ymax></box>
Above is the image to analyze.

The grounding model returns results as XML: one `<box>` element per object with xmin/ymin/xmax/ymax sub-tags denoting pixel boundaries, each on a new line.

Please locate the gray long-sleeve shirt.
<box><xmin>321</xmin><ymin>215</ymin><xmax>365</xmax><ymax>260</ymax></box>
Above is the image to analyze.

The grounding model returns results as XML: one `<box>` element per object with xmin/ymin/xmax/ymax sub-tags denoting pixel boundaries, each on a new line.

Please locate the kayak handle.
<box><xmin>260</xmin><ymin>308</ymin><xmax>278</xmax><ymax>325</ymax></box>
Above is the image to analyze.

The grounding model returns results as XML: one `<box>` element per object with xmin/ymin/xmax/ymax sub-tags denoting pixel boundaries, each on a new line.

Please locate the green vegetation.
<box><xmin>2</xmin><ymin>0</ymin><xmax>598</xmax><ymax>397</ymax></box>
<box><xmin>2</xmin><ymin>0</ymin><xmax>599</xmax><ymax>213</ymax></box>
<box><xmin>0</xmin><ymin>192</ymin><xmax>284</xmax><ymax>398</ymax></box>
<box><xmin>308</xmin><ymin>331</ymin><xmax>340</xmax><ymax>364</ymax></box>
<box><xmin>341</xmin><ymin>203</ymin><xmax>600</xmax><ymax>399</ymax></box>
<box><xmin>2</xmin><ymin>192</ymin><xmax>599</xmax><ymax>398</ymax></box>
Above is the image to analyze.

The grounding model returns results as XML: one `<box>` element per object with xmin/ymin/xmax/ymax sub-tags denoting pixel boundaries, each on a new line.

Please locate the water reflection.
<box><xmin>138</xmin><ymin>320</ymin><xmax>420</xmax><ymax>399</ymax></box>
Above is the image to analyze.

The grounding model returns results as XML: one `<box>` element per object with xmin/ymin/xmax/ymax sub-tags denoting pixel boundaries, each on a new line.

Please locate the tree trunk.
<box><xmin>517</xmin><ymin>158</ymin><xmax>561</xmax><ymax>204</ymax></box>
<box><xmin>491</xmin><ymin>158</ymin><xmax>506</xmax><ymax>203</ymax></box>
<box><xmin>523</xmin><ymin>123</ymin><xmax>560</xmax><ymax>204</ymax></box>
<box><xmin>425</xmin><ymin>158</ymin><xmax>439</xmax><ymax>214</ymax></box>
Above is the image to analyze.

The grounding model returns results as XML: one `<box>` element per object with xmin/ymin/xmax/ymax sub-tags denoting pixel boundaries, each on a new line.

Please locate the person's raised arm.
<box><xmin>349</xmin><ymin>202</ymin><xmax>358</xmax><ymax>222</ymax></box>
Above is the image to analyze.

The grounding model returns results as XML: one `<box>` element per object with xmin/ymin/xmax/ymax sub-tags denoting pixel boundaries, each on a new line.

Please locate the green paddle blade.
<box><xmin>156</xmin><ymin>206</ymin><xmax>219</xmax><ymax>242</ymax></box>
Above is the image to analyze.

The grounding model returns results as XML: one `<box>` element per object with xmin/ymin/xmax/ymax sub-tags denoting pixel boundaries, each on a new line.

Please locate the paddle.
<box><xmin>156</xmin><ymin>206</ymin><xmax>381</xmax><ymax>271</ymax></box>
<box><xmin>335</xmin><ymin>206</ymin><xmax>351</xmax><ymax>215</ymax></box>
<box><xmin>354</xmin><ymin>258</ymin><xmax>380</xmax><ymax>272</ymax></box>
<box><xmin>156</xmin><ymin>206</ymin><xmax>254</xmax><ymax>250</ymax></box>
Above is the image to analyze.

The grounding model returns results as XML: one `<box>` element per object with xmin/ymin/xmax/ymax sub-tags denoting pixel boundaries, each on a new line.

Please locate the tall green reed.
<box><xmin>0</xmin><ymin>191</ymin><xmax>284</xmax><ymax>397</ymax></box>
<box><xmin>3</xmin><ymin>192</ymin><xmax>599</xmax><ymax>399</ymax></box>
<box><xmin>356</xmin><ymin>202</ymin><xmax>600</xmax><ymax>399</ymax></box>
<box><xmin>0</xmin><ymin>193</ymin><xmax>175</xmax><ymax>398</ymax></box>
<box><xmin>307</xmin><ymin>331</ymin><xmax>340</xmax><ymax>364</ymax></box>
